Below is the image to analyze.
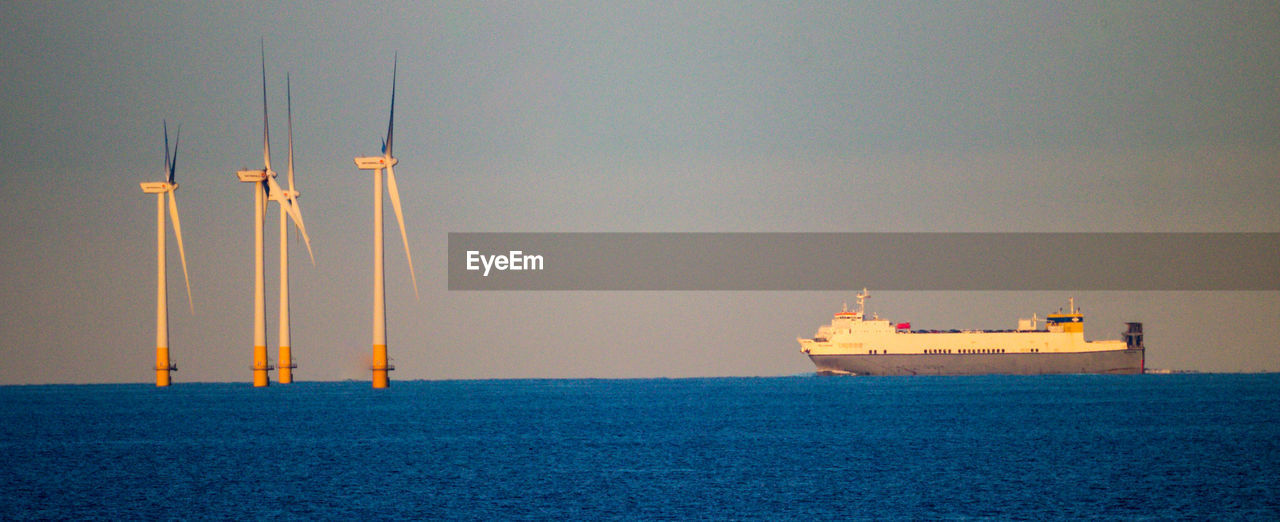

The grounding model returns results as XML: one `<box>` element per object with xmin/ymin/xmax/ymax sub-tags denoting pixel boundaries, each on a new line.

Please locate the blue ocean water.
<box><xmin>1</xmin><ymin>374</ymin><xmax>1278</xmax><ymax>519</ymax></box>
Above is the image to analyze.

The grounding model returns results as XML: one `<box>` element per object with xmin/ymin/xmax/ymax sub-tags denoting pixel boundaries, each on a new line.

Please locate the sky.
<box><xmin>1</xmin><ymin>1</ymin><xmax>1277</xmax><ymax>385</ymax></box>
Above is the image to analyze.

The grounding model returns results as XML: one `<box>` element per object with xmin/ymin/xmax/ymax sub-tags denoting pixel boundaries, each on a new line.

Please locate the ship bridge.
<box><xmin>1045</xmin><ymin>298</ymin><xmax>1085</xmax><ymax>333</ymax></box>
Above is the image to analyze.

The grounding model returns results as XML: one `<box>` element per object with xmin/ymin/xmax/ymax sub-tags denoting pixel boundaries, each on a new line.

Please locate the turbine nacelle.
<box><xmin>354</xmin><ymin>156</ymin><xmax>397</xmax><ymax>170</ymax></box>
<box><xmin>140</xmin><ymin>181</ymin><xmax>176</xmax><ymax>194</ymax></box>
<box><xmin>268</xmin><ymin>188</ymin><xmax>300</xmax><ymax>202</ymax></box>
<box><xmin>237</xmin><ymin>169</ymin><xmax>270</xmax><ymax>183</ymax></box>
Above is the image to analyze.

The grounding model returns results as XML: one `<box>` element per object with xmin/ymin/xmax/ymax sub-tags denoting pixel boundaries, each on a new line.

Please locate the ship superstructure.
<box><xmin>798</xmin><ymin>290</ymin><xmax>1145</xmax><ymax>376</ymax></box>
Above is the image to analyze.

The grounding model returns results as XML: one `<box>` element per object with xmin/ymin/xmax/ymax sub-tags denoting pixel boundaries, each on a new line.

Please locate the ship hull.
<box><xmin>809</xmin><ymin>348</ymin><xmax>1144</xmax><ymax>376</ymax></box>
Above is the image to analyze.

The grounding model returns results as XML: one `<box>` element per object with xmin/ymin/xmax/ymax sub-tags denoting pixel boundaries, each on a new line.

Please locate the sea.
<box><xmin>2</xmin><ymin>374</ymin><xmax>1278</xmax><ymax>520</ymax></box>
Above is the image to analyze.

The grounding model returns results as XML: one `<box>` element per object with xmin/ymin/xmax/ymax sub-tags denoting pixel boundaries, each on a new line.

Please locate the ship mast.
<box><xmin>856</xmin><ymin>288</ymin><xmax>869</xmax><ymax>318</ymax></box>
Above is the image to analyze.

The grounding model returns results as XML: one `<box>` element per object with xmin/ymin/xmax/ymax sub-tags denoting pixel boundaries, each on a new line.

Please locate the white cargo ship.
<box><xmin>798</xmin><ymin>290</ymin><xmax>1145</xmax><ymax>376</ymax></box>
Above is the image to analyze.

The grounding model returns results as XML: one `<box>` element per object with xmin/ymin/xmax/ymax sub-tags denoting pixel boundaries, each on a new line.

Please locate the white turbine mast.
<box><xmin>354</xmin><ymin>53</ymin><xmax>418</xmax><ymax>389</ymax></box>
<box><xmin>268</xmin><ymin>73</ymin><xmax>315</xmax><ymax>384</ymax></box>
<box><xmin>140</xmin><ymin>121</ymin><xmax>192</xmax><ymax>387</ymax></box>
<box><xmin>236</xmin><ymin>40</ymin><xmax>310</xmax><ymax>387</ymax></box>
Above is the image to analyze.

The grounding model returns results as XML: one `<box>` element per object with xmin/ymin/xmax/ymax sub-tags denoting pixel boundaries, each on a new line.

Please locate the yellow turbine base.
<box><xmin>155</xmin><ymin>346</ymin><xmax>171</xmax><ymax>387</ymax></box>
<box><xmin>253</xmin><ymin>345</ymin><xmax>271</xmax><ymax>387</ymax></box>
<box><xmin>372</xmin><ymin>344</ymin><xmax>390</xmax><ymax>389</ymax></box>
<box><xmin>279</xmin><ymin>345</ymin><xmax>292</xmax><ymax>384</ymax></box>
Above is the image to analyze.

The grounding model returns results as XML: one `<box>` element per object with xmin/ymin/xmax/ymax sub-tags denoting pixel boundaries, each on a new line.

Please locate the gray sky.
<box><xmin>1</xmin><ymin>2</ymin><xmax>1277</xmax><ymax>384</ymax></box>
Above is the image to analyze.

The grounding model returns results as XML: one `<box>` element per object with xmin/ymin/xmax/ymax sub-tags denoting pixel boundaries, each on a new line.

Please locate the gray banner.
<box><xmin>447</xmin><ymin>233</ymin><xmax>1279</xmax><ymax>290</ymax></box>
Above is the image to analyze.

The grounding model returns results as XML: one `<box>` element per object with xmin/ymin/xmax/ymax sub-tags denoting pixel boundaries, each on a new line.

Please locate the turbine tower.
<box><xmin>354</xmin><ymin>54</ymin><xmax>418</xmax><ymax>389</ymax></box>
<box><xmin>140</xmin><ymin>122</ymin><xmax>192</xmax><ymax>387</ymax></box>
<box><xmin>236</xmin><ymin>42</ymin><xmax>309</xmax><ymax>387</ymax></box>
<box><xmin>270</xmin><ymin>74</ymin><xmax>315</xmax><ymax>384</ymax></box>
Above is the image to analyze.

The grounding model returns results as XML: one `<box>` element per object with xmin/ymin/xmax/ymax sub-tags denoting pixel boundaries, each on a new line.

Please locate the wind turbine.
<box><xmin>140</xmin><ymin>121</ymin><xmax>192</xmax><ymax>387</ymax></box>
<box><xmin>269</xmin><ymin>74</ymin><xmax>315</xmax><ymax>384</ymax></box>
<box><xmin>354</xmin><ymin>54</ymin><xmax>418</xmax><ymax>389</ymax></box>
<box><xmin>236</xmin><ymin>42</ymin><xmax>310</xmax><ymax>387</ymax></box>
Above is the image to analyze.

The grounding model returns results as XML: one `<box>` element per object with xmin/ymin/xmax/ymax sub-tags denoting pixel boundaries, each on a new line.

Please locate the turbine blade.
<box><xmin>168</xmin><ymin>191</ymin><xmax>194</xmax><ymax>313</ymax></box>
<box><xmin>163</xmin><ymin>120</ymin><xmax>171</xmax><ymax>180</ymax></box>
<box><xmin>385</xmin><ymin>52</ymin><xmax>396</xmax><ymax>158</ymax></box>
<box><xmin>169</xmin><ymin>124</ymin><xmax>181</xmax><ymax>184</ymax></box>
<box><xmin>289</xmin><ymin>195</ymin><xmax>315</xmax><ymax>265</ymax></box>
<box><xmin>267</xmin><ymin>176</ymin><xmax>314</xmax><ymax>265</ymax></box>
<box><xmin>385</xmin><ymin>163</ymin><xmax>418</xmax><ymax>299</ymax></box>
<box><xmin>261</xmin><ymin>38</ymin><xmax>271</xmax><ymax>172</ymax></box>
<box><xmin>282</xmin><ymin>75</ymin><xmax>312</xmax><ymax>264</ymax></box>
<box><xmin>286</xmin><ymin>73</ymin><xmax>295</xmax><ymax>191</ymax></box>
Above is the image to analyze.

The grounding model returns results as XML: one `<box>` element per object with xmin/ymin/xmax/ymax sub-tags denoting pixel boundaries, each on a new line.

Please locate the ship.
<box><xmin>798</xmin><ymin>290</ymin><xmax>1145</xmax><ymax>376</ymax></box>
